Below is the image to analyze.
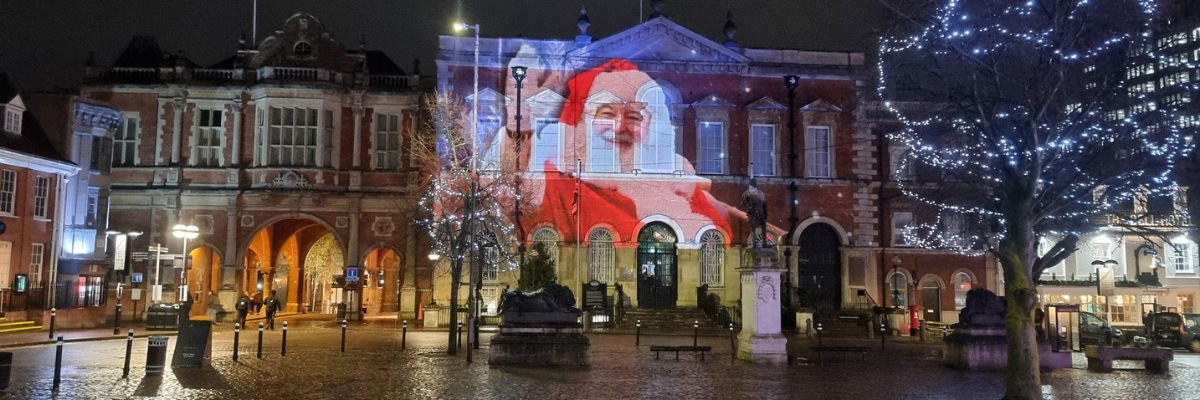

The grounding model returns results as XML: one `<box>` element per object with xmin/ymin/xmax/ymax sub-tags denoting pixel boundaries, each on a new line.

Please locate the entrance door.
<box><xmin>796</xmin><ymin>224</ymin><xmax>842</xmax><ymax>315</ymax></box>
<box><xmin>921</xmin><ymin>281</ymin><xmax>941</xmax><ymax>322</ymax></box>
<box><xmin>636</xmin><ymin>223</ymin><xmax>677</xmax><ymax>309</ymax></box>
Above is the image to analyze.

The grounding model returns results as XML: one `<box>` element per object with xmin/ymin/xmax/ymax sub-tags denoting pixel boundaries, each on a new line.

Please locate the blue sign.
<box><xmin>346</xmin><ymin>267</ymin><xmax>359</xmax><ymax>282</ymax></box>
<box><xmin>131</xmin><ymin>272</ymin><xmax>144</xmax><ymax>283</ymax></box>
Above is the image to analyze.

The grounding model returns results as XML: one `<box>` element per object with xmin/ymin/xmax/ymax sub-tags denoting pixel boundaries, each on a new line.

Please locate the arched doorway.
<box><xmin>361</xmin><ymin>246</ymin><xmax>401</xmax><ymax>314</ymax></box>
<box><xmin>796</xmin><ymin>223</ymin><xmax>842</xmax><ymax>314</ymax></box>
<box><xmin>305</xmin><ymin>234</ymin><xmax>344</xmax><ymax>313</ymax></box>
<box><xmin>637</xmin><ymin>222</ymin><xmax>677</xmax><ymax>309</ymax></box>
<box><xmin>920</xmin><ymin>278</ymin><xmax>942</xmax><ymax>322</ymax></box>
<box><xmin>242</xmin><ymin>216</ymin><xmax>344</xmax><ymax>313</ymax></box>
<box><xmin>185</xmin><ymin>246</ymin><xmax>223</xmax><ymax>318</ymax></box>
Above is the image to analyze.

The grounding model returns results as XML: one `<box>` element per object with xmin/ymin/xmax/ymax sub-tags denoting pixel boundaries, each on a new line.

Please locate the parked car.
<box><xmin>1078</xmin><ymin>311</ymin><xmax>1124</xmax><ymax>346</ymax></box>
<box><xmin>1182</xmin><ymin>313</ymin><xmax>1200</xmax><ymax>352</ymax></box>
<box><xmin>1146</xmin><ymin>312</ymin><xmax>1186</xmax><ymax>348</ymax></box>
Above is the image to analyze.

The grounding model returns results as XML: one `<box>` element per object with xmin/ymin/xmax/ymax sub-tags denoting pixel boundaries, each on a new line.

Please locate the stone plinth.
<box><xmin>1085</xmin><ymin>345</ymin><xmax>1173</xmax><ymax>373</ymax></box>
<box><xmin>944</xmin><ymin>326</ymin><xmax>1068</xmax><ymax>371</ymax></box>
<box><xmin>489</xmin><ymin>323</ymin><xmax>591</xmax><ymax>366</ymax></box>
<box><xmin>738</xmin><ymin>249</ymin><xmax>788</xmax><ymax>364</ymax></box>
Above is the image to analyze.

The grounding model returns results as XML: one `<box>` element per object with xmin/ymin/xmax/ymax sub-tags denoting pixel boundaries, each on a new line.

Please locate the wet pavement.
<box><xmin>1</xmin><ymin>324</ymin><xmax>1199</xmax><ymax>399</ymax></box>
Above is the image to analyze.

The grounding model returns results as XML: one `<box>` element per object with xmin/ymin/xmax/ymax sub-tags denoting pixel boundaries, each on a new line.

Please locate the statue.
<box><xmin>740</xmin><ymin>178</ymin><xmax>769</xmax><ymax>247</ymax></box>
<box><xmin>499</xmin><ymin>283</ymin><xmax>581</xmax><ymax>324</ymax></box>
<box><xmin>955</xmin><ymin>288</ymin><xmax>1007</xmax><ymax>327</ymax></box>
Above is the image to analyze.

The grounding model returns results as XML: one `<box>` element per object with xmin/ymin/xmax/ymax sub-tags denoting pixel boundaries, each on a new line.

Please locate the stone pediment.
<box><xmin>250</xmin><ymin>13</ymin><xmax>353</xmax><ymax>71</ymax></box>
<box><xmin>585</xmin><ymin>90</ymin><xmax>622</xmax><ymax>104</ymax></box>
<box><xmin>570</xmin><ymin>17</ymin><xmax>749</xmax><ymax>64</ymax></box>
<box><xmin>691</xmin><ymin>94</ymin><xmax>735</xmax><ymax>108</ymax></box>
<box><xmin>799</xmin><ymin>98</ymin><xmax>843</xmax><ymax>113</ymax></box>
<box><xmin>526</xmin><ymin>89</ymin><xmax>566</xmax><ymax>105</ymax></box>
<box><xmin>746</xmin><ymin>97</ymin><xmax>787</xmax><ymax>111</ymax></box>
<box><xmin>466</xmin><ymin>87</ymin><xmax>512</xmax><ymax>104</ymax></box>
<box><xmin>271</xmin><ymin>170</ymin><xmax>312</xmax><ymax>189</ymax></box>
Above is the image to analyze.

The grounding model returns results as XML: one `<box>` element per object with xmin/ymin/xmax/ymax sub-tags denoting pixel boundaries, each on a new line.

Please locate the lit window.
<box><xmin>892</xmin><ymin>212</ymin><xmax>913</xmax><ymax>247</ymax></box>
<box><xmin>475</xmin><ymin>116</ymin><xmax>502</xmax><ymax>170</ymax></box>
<box><xmin>29</xmin><ymin>243</ymin><xmax>43</xmax><ymax>288</ymax></box>
<box><xmin>805</xmin><ymin>126</ymin><xmax>832</xmax><ymax>178</ymax></box>
<box><xmin>267</xmin><ymin>107</ymin><xmax>320</xmax><ymax>166</ymax></box>
<box><xmin>375</xmin><ymin>114</ymin><xmax>402</xmax><ymax>170</ymax></box>
<box><xmin>194</xmin><ymin>109</ymin><xmax>223</xmax><ymax>166</ymax></box>
<box><xmin>114</xmin><ymin>116</ymin><xmax>138</xmax><ymax>166</ymax></box>
<box><xmin>1171</xmin><ymin>238</ymin><xmax>1194</xmax><ymax>273</ymax></box>
<box><xmin>750</xmin><ymin>124</ymin><xmax>776</xmax><ymax>176</ymax></box>
<box><xmin>3</xmin><ymin>109</ymin><xmax>20</xmax><ymax>134</ymax></box>
<box><xmin>587</xmin><ymin>229</ymin><xmax>615</xmax><ymax>284</ymax></box>
<box><xmin>533</xmin><ymin>118</ymin><xmax>561</xmax><ymax>171</ymax></box>
<box><xmin>532</xmin><ymin>227</ymin><xmax>560</xmax><ymax>268</ymax></box>
<box><xmin>953</xmin><ymin>272</ymin><xmax>972</xmax><ymax>310</ymax></box>
<box><xmin>589</xmin><ymin>119</ymin><xmax>617</xmax><ymax>172</ymax></box>
<box><xmin>638</xmin><ymin>87</ymin><xmax>674</xmax><ymax>172</ymax></box>
<box><xmin>0</xmin><ymin>170</ymin><xmax>15</xmax><ymax>215</ymax></box>
<box><xmin>698</xmin><ymin>230</ymin><xmax>725</xmax><ymax>287</ymax></box>
<box><xmin>698</xmin><ymin>121</ymin><xmax>725</xmax><ymax>174</ymax></box>
<box><xmin>33</xmin><ymin>176</ymin><xmax>48</xmax><ymax>218</ymax></box>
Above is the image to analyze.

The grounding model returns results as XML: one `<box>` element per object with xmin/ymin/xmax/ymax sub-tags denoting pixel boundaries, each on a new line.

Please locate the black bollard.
<box><xmin>114</xmin><ymin>302</ymin><xmax>122</xmax><ymax>335</ymax></box>
<box><xmin>341</xmin><ymin>321</ymin><xmax>347</xmax><ymax>353</ymax></box>
<box><xmin>693</xmin><ymin>321</ymin><xmax>699</xmax><ymax>347</ymax></box>
<box><xmin>48</xmin><ymin>308</ymin><xmax>56</xmax><ymax>340</ymax></box>
<box><xmin>257</xmin><ymin>322</ymin><xmax>264</xmax><ymax>359</ymax></box>
<box><xmin>457</xmin><ymin>321</ymin><xmax>463</xmax><ymax>349</ymax></box>
<box><xmin>53</xmin><ymin>336</ymin><xmax>63</xmax><ymax>390</ymax></box>
<box><xmin>729</xmin><ymin>323</ymin><xmax>736</xmax><ymax>364</ymax></box>
<box><xmin>282</xmin><ymin>321</ymin><xmax>288</xmax><ymax>357</ymax></box>
<box><xmin>122</xmin><ymin>329</ymin><xmax>133</xmax><ymax>378</ymax></box>
<box><xmin>636</xmin><ymin>320</ymin><xmax>642</xmax><ymax>347</ymax></box>
<box><xmin>233</xmin><ymin>323</ymin><xmax>240</xmax><ymax>362</ymax></box>
<box><xmin>817</xmin><ymin>323</ymin><xmax>823</xmax><ymax>347</ymax></box>
<box><xmin>881</xmin><ymin>324</ymin><xmax>887</xmax><ymax>351</ymax></box>
<box><xmin>402</xmin><ymin>320</ymin><xmax>408</xmax><ymax>350</ymax></box>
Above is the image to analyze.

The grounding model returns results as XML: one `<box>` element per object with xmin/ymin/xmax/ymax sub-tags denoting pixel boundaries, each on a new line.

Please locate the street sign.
<box><xmin>1098</xmin><ymin>267</ymin><xmax>1116</xmax><ymax>297</ymax></box>
<box><xmin>131</xmin><ymin>272</ymin><xmax>144</xmax><ymax>283</ymax></box>
<box><xmin>346</xmin><ymin>267</ymin><xmax>359</xmax><ymax>282</ymax></box>
<box><xmin>114</xmin><ymin>234</ymin><xmax>128</xmax><ymax>271</ymax></box>
<box><xmin>132</xmin><ymin>252</ymin><xmax>150</xmax><ymax>261</ymax></box>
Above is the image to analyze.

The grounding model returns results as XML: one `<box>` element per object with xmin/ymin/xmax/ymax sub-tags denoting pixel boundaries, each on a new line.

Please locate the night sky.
<box><xmin>0</xmin><ymin>0</ymin><xmax>883</xmax><ymax>91</ymax></box>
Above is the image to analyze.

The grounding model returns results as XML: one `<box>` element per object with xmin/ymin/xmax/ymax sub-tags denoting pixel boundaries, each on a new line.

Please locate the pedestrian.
<box><xmin>252</xmin><ymin>291</ymin><xmax>263</xmax><ymax>314</ymax></box>
<box><xmin>235</xmin><ymin>293</ymin><xmax>251</xmax><ymax>327</ymax></box>
<box><xmin>207</xmin><ymin>291</ymin><xmax>221</xmax><ymax>324</ymax></box>
<box><xmin>265</xmin><ymin>290</ymin><xmax>279</xmax><ymax>330</ymax></box>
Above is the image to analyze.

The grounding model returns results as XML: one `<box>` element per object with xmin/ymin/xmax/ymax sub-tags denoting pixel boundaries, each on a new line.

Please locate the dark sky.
<box><xmin>0</xmin><ymin>0</ymin><xmax>884</xmax><ymax>91</ymax></box>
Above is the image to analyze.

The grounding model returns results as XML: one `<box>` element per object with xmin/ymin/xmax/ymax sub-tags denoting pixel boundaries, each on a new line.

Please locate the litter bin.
<box><xmin>146</xmin><ymin>336</ymin><xmax>169</xmax><ymax>375</ymax></box>
<box><xmin>0</xmin><ymin>352</ymin><xmax>10</xmax><ymax>389</ymax></box>
<box><xmin>147</xmin><ymin>303</ymin><xmax>180</xmax><ymax>331</ymax></box>
<box><xmin>337</xmin><ymin>302</ymin><xmax>347</xmax><ymax>322</ymax></box>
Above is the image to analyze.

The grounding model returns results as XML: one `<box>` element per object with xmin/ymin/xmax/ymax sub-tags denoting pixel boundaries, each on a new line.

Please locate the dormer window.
<box><xmin>3</xmin><ymin>108</ymin><xmax>20</xmax><ymax>135</ymax></box>
<box><xmin>293</xmin><ymin>42</ymin><xmax>313</xmax><ymax>57</ymax></box>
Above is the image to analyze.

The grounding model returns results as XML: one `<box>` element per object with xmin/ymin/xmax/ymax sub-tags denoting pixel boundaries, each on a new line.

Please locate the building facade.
<box><xmin>81</xmin><ymin>13</ymin><xmax>430</xmax><ymax>322</ymax></box>
<box><xmin>434</xmin><ymin>5</ymin><xmax>993</xmax><ymax>325</ymax></box>
<box><xmin>0</xmin><ymin>74</ymin><xmax>80</xmax><ymax>322</ymax></box>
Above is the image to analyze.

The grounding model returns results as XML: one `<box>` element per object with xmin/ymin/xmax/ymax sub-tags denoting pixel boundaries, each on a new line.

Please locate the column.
<box><xmin>170</xmin><ymin>98</ymin><xmax>184</xmax><ymax>165</ymax></box>
<box><xmin>346</xmin><ymin>202</ymin><xmax>361</xmax><ymax>319</ymax></box>
<box><xmin>738</xmin><ymin>248</ymin><xmax>789</xmax><ymax>364</ymax></box>
<box><xmin>351</xmin><ymin>105</ymin><xmax>364</xmax><ymax>169</ymax></box>
<box><xmin>230</xmin><ymin>100</ymin><xmax>243</xmax><ymax>167</ymax></box>
<box><xmin>400</xmin><ymin>234</ymin><xmax>418</xmax><ymax>320</ymax></box>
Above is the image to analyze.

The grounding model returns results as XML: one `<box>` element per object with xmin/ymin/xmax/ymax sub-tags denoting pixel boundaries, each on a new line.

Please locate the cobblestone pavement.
<box><xmin>3</xmin><ymin>326</ymin><xmax>1200</xmax><ymax>399</ymax></box>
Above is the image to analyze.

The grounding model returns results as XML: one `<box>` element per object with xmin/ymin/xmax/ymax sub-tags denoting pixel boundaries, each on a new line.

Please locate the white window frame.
<box><xmin>750</xmin><ymin>124</ymin><xmax>776</xmax><ymax>177</ymax></box>
<box><xmin>1171</xmin><ymin>240</ymin><xmax>1194</xmax><ymax>273</ymax></box>
<box><xmin>697</xmin><ymin>121</ymin><xmax>725</xmax><ymax>175</ymax></box>
<box><xmin>265</xmin><ymin>106</ymin><xmax>321</xmax><ymax>167</ymax></box>
<box><xmin>33</xmin><ymin>176</ymin><xmax>48</xmax><ymax>219</ymax></box>
<box><xmin>114</xmin><ymin>114</ymin><xmax>140</xmax><ymax>166</ymax></box>
<box><xmin>476</xmin><ymin>116</ymin><xmax>502</xmax><ymax>170</ymax></box>
<box><xmin>4</xmin><ymin>109</ymin><xmax>20</xmax><ymax>134</ymax></box>
<box><xmin>891</xmin><ymin>147</ymin><xmax>915</xmax><ymax>181</ymax></box>
<box><xmin>638</xmin><ymin>87</ymin><xmax>674</xmax><ymax>173</ymax></box>
<box><xmin>805</xmin><ymin>126</ymin><xmax>832</xmax><ymax>178</ymax></box>
<box><xmin>533</xmin><ymin>118</ymin><xmax>562</xmax><ymax>171</ymax></box>
<box><xmin>892</xmin><ymin>211</ymin><xmax>913</xmax><ymax>247</ymax></box>
<box><xmin>532</xmin><ymin>227</ymin><xmax>560</xmax><ymax>270</ymax></box>
<box><xmin>374</xmin><ymin>113</ymin><xmax>402</xmax><ymax>170</ymax></box>
<box><xmin>0</xmin><ymin>170</ymin><xmax>15</xmax><ymax>215</ymax></box>
<box><xmin>587</xmin><ymin>228</ymin><xmax>615</xmax><ymax>284</ymax></box>
<box><xmin>85</xmin><ymin>191</ymin><xmax>99</xmax><ymax>228</ymax></box>
<box><xmin>589</xmin><ymin>119</ymin><xmax>617</xmax><ymax>172</ymax></box>
<box><xmin>698</xmin><ymin>230</ymin><xmax>725</xmax><ymax>287</ymax></box>
<box><xmin>29</xmin><ymin>243</ymin><xmax>43</xmax><ymax>289</ymax></box>
<box><xmin>953</xmin><ymin>272</ymin><xmax>972</xmax><ymax>310</ymax></box>
<box><xmin>193</xmin><ymin>108</ymin><xmax>224</xmax><ymax>166</ymax></box>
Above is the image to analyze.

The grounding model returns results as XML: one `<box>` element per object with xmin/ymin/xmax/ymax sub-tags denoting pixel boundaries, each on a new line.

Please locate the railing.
<box><xmin>90</xmin><ymin>67</ymin><xmax>158</xmax><ymax>81</ymax></box>
<box><xmin>193</xmin><ymin>68</ymin><xmax>235</xmax><ymax>81</ymax></box>
<box><xmin>851</xmin><ymin>289</ymin><xmax>879</xmax><ymax>312</ymax></box>
<box><xmin>86</xmin><ymin>65</ymin><xmax>419</xmax><ymax>89</ymax></box>
<box><xmin>369</xmin><ymin>75</ymin><xmax>413</xmax><ymax>88</ymax></box>
<box><xmin>614</xmin><ymin>283</ymin><xmax>627</xmax><ymax>324</ymax></box>
<box><xmin>697</xmin><ymin>285</ymin><xmax>742</xmax><ymax>328</ymax></box>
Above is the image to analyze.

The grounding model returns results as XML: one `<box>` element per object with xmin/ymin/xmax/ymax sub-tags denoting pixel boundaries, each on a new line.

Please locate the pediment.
<box><xmin>691</xmin><ymin>94</ymin><xmax>735</xmax><ymax>109</ymax></box>
<box><xmin>525</xmin><ymin>89</ymin><xmax>566</xmax><ymax>105</ymax></box>
<box><xmin>570</xmin><ymin>17</ymin><xmax>749</xmax><ymax>64</ymax></box>
<box><xmin>3</xmin><ymin>96</ymin><xmax>24</xmax><ymax>110</ymax></box>
<box><xmin>466</xmin><ymin>87</ymin><xmax>512</xmax><ymax>104</ymax></box>
<box><xmin>799</xmin><ymin>98</ymin><xmax>843</xmax><ymax>113</ymax></box>
<box><xmin>586</xmin><ymin>90</ymin><xmax>622</xmax><ymax>104</ymax></box>
<box><xmin>745</xmin><ymin>97</ymin><xmax>786</xmax><ymax>111</ymax></box>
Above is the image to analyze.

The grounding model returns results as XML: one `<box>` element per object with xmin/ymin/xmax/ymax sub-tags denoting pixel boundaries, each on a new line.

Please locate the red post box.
<box><xmin>910</xmin><ymin>304</ymin><xmax>921</xmax><ymax>336</ymax></box>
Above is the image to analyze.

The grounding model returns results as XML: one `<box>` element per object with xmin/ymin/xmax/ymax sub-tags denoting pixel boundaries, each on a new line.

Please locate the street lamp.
<box><xmin>172</xmin><ymin>223</ymin><xmax>199</xmax><ymax>303</ymax></box>
<box><xmin>106</xmin><ymin>229</ymin><xmax>141</xmax><ymax>335</ymax></box>
<box><xmin>511</xmin><ymin>65</ymin><xmax>528</xmax><ymax>269</ymax></box>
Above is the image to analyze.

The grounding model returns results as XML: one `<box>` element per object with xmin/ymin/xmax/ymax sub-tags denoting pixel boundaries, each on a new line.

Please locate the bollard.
<box><xmin>729</xmin><ymin>323</ymin><xmax>736</xmax><ymax>364</ymax></box>
<box><xmin>0</xmin><ymin>351</ymin><xmax>11</xmax><ymax>390</ymax></box>
<box><xmin>402</xmin><ymin>320</ymin><xmax>408</xmax><ymax>350</ymax></box>
<box><xmin>920</xmin><ymin>320</ymin><xmax>927</xmax><ymax>342</ymax></box>
<box><xmin>805</xmin><ymin>318</ymin><xmax>813</xmax><ymax>338</ymax></box>
<box><xmin>457</xmin><ymin>321</ymin><xmax>463</xmax><ymax>349</ymax></box>
<box><xmin>114</xmin><ymin>303</ymin><xmax>122</xmax><ymax>335</ymax></box>
<box><xmin>122</xmin><ymin>329</ymin><xmax>133</xmax><ymax>378</ymax></box>
<box><xmin>282</xmin><ymin>321</ymin><xmax>288</xmax><ymax>357</ymax></box>
<box><xmin>233</xmin><ymin>323</ymin><xmax>241</xmax><ymax>362</ymax></box>
<box><xmin>257</xmin><ymin>323</ymin><xmax>264</xmax><ymax>359</ymax></box>
<box><xmin>341</xmin><ymin>321</ymin><xmax>347</xmax><ymax>353</ymax></box>
<box><xmin>942</xmin><ymin>325</ymin><xmax>948</xmax><ymax>338</ymax></box>
<box><xmin>145</xmin><ymin>336</ymin><xmax>168</xmax><ymax>376</ymax></box>
<box><xmin>693</xmin><ymin>321</ymin><xmax>699</xmax><ymax>347</ymax></box>
<box><xmin>53</xmin><ymin>336</ymin><xmax>64</xmax><ymax>389</ymax></box>
<box><xmin>881</xmin><ymin>324</ymin><xmax>887</xmax><ymax>351</ymax></box>
<box><xmin>48</xmin><ymin>308</ymin><xmax>56</xmax><ymax>340</ymax></box>
<box><xmin>636</xmin><ymin>320</ymin><xmax>642</xmax><ymax>347</ymax></box>
<box><xmin>868</xmin><ymin>320</ymin><xmax>874</xmax><ymax>340</ymax></box>
<box><xmin>817</xmin><ymin>323</ymin><xmax>823</xmax><ymax>347</ymax></box>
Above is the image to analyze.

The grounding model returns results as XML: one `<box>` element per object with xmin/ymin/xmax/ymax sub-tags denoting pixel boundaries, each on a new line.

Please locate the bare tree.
<box><xmin>411</xmin><ymin>92</ymin><xmax>521</xmax><ymax>356</ymax></box>
<box><xmin>877</xmin><ymin>1</ymin><xmax>1190</xmax><ymax>398</ymax></box>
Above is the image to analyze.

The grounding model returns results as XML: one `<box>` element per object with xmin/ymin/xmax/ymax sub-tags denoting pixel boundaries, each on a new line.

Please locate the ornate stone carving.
<box><xmin>373</xmin><ymin>217</ymin><xmax>395</xmax><ymax>236</ymax></box>
<box><xmin>336</xmin><ymin>216</ymin><xmax>349</xmax><ymax>228</ymax></box>
<box><xmin>196</xmin><ymin>215</ymin><xmax>215</xmax><ymax>234</ymax></box>
<box><xmin>240</xmin><ymin>215</ymin><xmax>255</xmax><ymax>227</ymax></box>
<box><xmin>757</xmin><ymin>276</ymin><xmax>777</xmax><ymax>302</ymax></box>
<box><xmin>271</xmin><ymin>171</ymin><xmax>312</xmax><ymax>189</ymax></box>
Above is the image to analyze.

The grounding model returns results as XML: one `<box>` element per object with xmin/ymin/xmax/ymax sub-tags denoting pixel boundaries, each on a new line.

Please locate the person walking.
<box><xmin>235</xmin><ymin>293</ymin><xmax>251</xmax><ymax>327</ymax></box>
<box><xmin>252</xmin><ymin>291</ymin><xmax>263</xmax><ymax>314</ymax></box>
<box><xmin>265</xmin><ymin>290</ymin><xmax>279</xmax><ymax>330</ymax></box>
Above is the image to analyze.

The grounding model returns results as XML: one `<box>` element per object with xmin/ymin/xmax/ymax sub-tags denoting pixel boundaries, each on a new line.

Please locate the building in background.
<box><xmin>0</xmin><ymin>73</ymin><xmax>80</xmax><ymax>324</ymax></box>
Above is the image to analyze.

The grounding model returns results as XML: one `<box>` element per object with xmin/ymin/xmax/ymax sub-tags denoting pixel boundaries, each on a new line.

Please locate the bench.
<box><xmin>649</xmin><ymin>345</ymin><xmax>713</xmax><ymax>360</ymax></box>
<box><xmin>1084</xmin><ymin>345</ymin><xmax>1173</xmax><ymax>373</ymax></box>
<box><xmin>810</xmin><ymin>346</ymin><xmax>871</xmax><ymax>363</ymax></box>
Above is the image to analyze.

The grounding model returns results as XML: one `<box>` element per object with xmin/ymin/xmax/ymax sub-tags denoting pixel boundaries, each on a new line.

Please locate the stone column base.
<box><xmin>737</xmin><ymin>332</ymin><xmax>788</xmax><ymax>364</ymax></box>
<box><xmin>399</xmin><ymin>287</ymin><xmax>417</xmax><ymax>320</ymax></box>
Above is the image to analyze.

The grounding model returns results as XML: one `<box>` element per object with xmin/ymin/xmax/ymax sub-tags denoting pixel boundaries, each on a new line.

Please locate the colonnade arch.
<box><xmin>238</xmin><ymin>214</ymin><xmax>346</xmax><ymax>313</ymax></box>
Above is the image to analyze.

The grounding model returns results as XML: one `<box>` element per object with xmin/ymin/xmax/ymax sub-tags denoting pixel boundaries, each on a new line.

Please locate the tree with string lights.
<box><xmin>877</xmin><ymin>0</ymin><xmax>1192</xmax><ymax>398</ymax></box>
<box><xmin>412</xmin><ymin>92</ymin><xmax>521</xmax><ymax>356</ymax></box>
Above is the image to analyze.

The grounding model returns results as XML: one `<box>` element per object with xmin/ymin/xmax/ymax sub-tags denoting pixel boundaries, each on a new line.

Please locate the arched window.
<box><xmin>954</xmin><ymin>272</ymin><xmax>973</xmax><ymax>310</ymax></box>
<box><xmin>532</xmin><ymin>227</ymin><xmax>560</xmax><ymax>265</ymax></box>
<box><xmin>587</xmin><ymin>228</ymin><xmax>614</xmax><ymax>283</ymax></box>
<box><xmin>477</xmin><ymin>230</ymin><xmax>500</xmax><ymax>282</ymax></box>
<box><xmin>638</xmin><ymin>87</ymin><xmax>675</xmax><ymax>172</ymax></box>
<box><xmin>698</xmin><ymin>230</ymin><xmax>725</xmax><ymax>287</ymax></box>
<box><xmin>888</xmin><ymin>271</ymin><xmax>908</xmax><ymax>308</ymax></box>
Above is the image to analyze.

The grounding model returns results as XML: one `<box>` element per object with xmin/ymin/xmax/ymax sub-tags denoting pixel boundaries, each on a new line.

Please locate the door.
<box><xmin>636</xmin><ymin>223</ymin><xmax>677</xmax><ymax>309</ymax></box>
<box><xmin>796</xmin><ymin>224</ymin><xmax>842</xmax><ymax>315</ymax></box>
<box><xmin>921</xmin><ymin>282</ymin><xmax>941</xmax><ymax>322</ymax></box>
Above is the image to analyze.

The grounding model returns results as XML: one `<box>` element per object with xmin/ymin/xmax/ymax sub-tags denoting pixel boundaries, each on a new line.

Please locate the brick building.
<box><xmin>81</xmin><ymin>12</ymin><xmax>430</xmax><ymax>322</ymax></box>
<box><xmin>435</xmin><ymin>4</ymin><xmax>994</xmax><ymax>326</ymax></box>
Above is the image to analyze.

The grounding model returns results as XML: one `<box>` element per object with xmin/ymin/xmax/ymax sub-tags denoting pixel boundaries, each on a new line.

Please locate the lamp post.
<box><xmin>783</xmin><ymin>75</ymin><xmax>798</xmax><ymax>177</ymax></box>
<box><xmin>455</xmin><ymin>20</ymin><xmax>481</xmax><ymax>364</ymax></box>
<box><xmin>512</xmin><ymin>66</ymin><xmax>528</xmax><ymax>268</ymax></box>
<box><xmin>172</xmin><ymin>224</ymin><xmax>199</xmax><ymax>303</ymax></box>
<box><xmin>106</xmin><ymin>229</ymin><xmax>142</xmax><ymax>335</ymax></box>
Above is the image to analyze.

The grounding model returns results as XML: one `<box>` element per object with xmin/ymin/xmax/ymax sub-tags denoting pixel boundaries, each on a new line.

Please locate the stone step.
<box><xmin>0</xmin><ymin>320</ymin><xmax>40</xmax><ymax>333</ymax></box>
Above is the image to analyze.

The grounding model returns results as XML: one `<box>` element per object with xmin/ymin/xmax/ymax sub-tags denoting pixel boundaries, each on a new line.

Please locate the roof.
<box><xmin>113</xmin><ymin>36</ymin><xmax>198</xmax><ymax>69</ymax></box>
<box><xmin>0</xmin><ymin>113</ymin><xmax>73</xmax><ymax>164</ymax></box>
<box><xmin>363</xmin><ymin>50</ymin><xmax>406</xmax><ymax>75</ymax></box>
<box><xmin>0</xmin><ymin>73</ymin><xmax>19</xmax><ymax>104</ymax></box>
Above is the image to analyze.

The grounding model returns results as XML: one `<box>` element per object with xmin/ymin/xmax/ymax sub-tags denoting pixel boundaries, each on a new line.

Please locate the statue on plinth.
<box><xmin>740</xmin><ymin>178</ymin><xmax>769</xmax><ymax>249</ymax></box>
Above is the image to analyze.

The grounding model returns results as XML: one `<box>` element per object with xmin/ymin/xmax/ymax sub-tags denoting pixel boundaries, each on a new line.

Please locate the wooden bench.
<box><xmin>1084</xmin><ymin>345</ymin><xmax>1173</xmax><ymax>373</ymax></box>
<box><xmin>649</xmin><ymin>345</ymin><xmax>713</xmax><ymax>360</ymax></box>
<box><xmin>810</xmin><ymin>346</ymin><xmax>871</xmax><ymax>363</ymax></box>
